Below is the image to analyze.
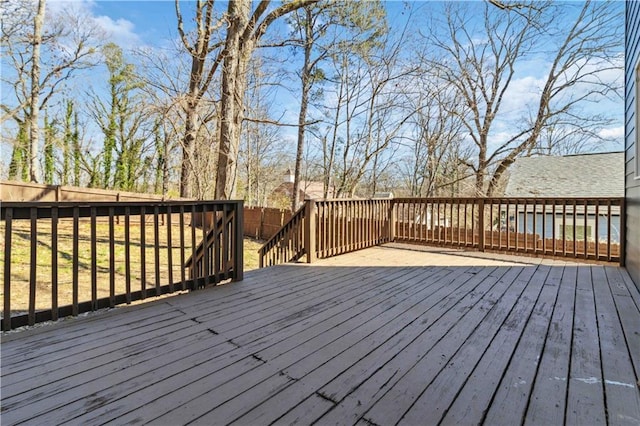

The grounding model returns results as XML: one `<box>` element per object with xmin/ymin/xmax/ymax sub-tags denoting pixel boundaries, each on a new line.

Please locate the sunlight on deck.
<box><xmin>2</xmin><ymin>244</ymin><xmax>639</xmax><ymax>425</ymax></box>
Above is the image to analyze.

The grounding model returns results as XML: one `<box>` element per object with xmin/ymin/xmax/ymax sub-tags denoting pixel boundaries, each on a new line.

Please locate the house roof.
<box><xmin>271</xmin><ymin>181</ymin><xmax>334</xmax><ymax>200</ymax></box>
<box><xmin>504</xmin><ymin>152</ymin><xmax>624</xmax><ymax>198</ymax></box>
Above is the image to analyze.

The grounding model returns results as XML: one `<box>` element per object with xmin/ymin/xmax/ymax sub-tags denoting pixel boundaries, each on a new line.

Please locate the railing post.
<box><xmin>619</xmin><ymin>198</ymin><xmax>626</xmax><ymax>267</ymax></box>
<box><xmin>233</xmin><ymin>201</ymin><xmax>244</xmax><ymax>281</ymax></box>
<box><xmin>478</xmin><ymin>198</ymin><xmax>485</xmax><ymax>252</ymax></box>
<box><xmin>305</xmin><ymin>199</ymin><xmax>317</xmax><ymax>263</ymax></box>
<box><xmin>389</xmin><ymin>200</ymin><xmax>396</xmax><ymax>242</ymax></box>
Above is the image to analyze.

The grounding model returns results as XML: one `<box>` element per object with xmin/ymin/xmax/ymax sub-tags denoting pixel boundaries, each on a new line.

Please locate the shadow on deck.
<box><xmin>2</xmin><ymin>244</ymin><xmax>639</xmax><ymax>425</ymax></box>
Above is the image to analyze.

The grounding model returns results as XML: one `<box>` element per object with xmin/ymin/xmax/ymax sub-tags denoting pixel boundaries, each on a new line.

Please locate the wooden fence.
<box><xmin>0</xmin><ymin>180</ymin><xmax>181</xmax><ymax>202</ymax></box>
<box><xmin>244</xmin><ymin>207</ymin><xmax>293</xmax><ymax>240</ymax></box>
<box><xmin>259</xmin><ymin>197</ymin><xmax>624</xmax><ymax>267</ymax></box>
<box><xmin>0</xmin><ymin>200</ymin><xmax>243</xmax><ymax>331</ymax></box>
<box><xmin>2</xmin><ymin>181</ymin><xmax>298</xmax><ymax>241</ymax></box>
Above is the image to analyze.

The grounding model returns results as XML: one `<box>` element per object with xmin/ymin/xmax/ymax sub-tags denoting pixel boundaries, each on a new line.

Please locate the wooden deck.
<box><xmin>2</xmin><ymin>243</ymin><xmax>640</xmax><ymax>425</ymax></box>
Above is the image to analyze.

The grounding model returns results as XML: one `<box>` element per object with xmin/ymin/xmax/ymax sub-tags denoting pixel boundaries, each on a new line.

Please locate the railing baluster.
<box><xmin>51</xmin><ymin>207</ymin><xmax>58</xmax><ymax>321</ymax></box>
<box><xmin>167</xmin><ymin>205</ymin><xmax>174</xmax><ymax>292</ymax></box>
<box><xmin>562</xmin><ymin>202</ymin><xmax>567</xmax><ymax>257</ymax></box>
<box><xmin>595</xmin><ymin>201</ymin><xmax>600</xmax><ymax>260</ymax></box>
<box><xmin>515</xmin><ymin>199</ymin><xmax>520</xmax><ymax>251</ymax></box>
<box><xmin>140</xmin><ymin>206</ymin><xmax>146</xmax><ymax>299</ymax></box>
<box><xmin>552</xmin><ymin>201</ymin><xmax>556</xmax><ymax>256</ymax></box>
<box><xmin>3</xmin><ymin>208</ymin><xmax>12</xmax><ymax>331</ymax></box>
<box><xmin>583</xmin><ymin>199</ymin><xmax>588</xmax><ymax>259</ymax></box>
<box><xmin>109</xmin><ymin>207</ymin><xmax>115</xmax><ymax>308</ymax></box>
<box><xmin>523</xmin><ymin>200</ymin><xmax>528</xmax><ymax>254</ymax></box>
<box><xmin>29</xmin><ymin>208</ymin><xmax>37</xmax><ymax>326</ymax></box>
<box><xmin>506</xmin><ymin>200</ymin><xmax>510</xmax><ymax>251</ymax></box>
<box><xmin>532</xmin><ymin>200</ymin><xmax>537</xmax><ymax>253</ymax></box>
<box><xmin>234</xmin><ymin>203</ymin><xmax>243</xmax><ymax>281</ymax></box>
<box><xmin>154</xmin><ymin>206</ymin><xmax>161</xmax><ymax>295</ymax></box>
<box><xmin>72</xmin><ymin>207</ymin><xmax>79</xmax><ymax>317</ymax></box>
<box><xmin>201</xmin><ymin>204</ymin><xmax>209</xmax><ymax>287</ymax></box>
<box><xmin>219</xmin><ymin>204</ymin><xmax>227</xmax><ymax>280</ymax></box>
<box><xmin>607</xmin><ymin>200</ymin><xmax>612</xmax><ymax>262</ymax></box>
<box><xmin>124</xmin><ymin>207</ymin><xmax>132</xmax><ymax>304</ymax></box>
<box><xmin>190</xmin><ymin>205</ymin><xmax>196</xmax><ymax>284</ymax></box>
<box><xmin>179</xmin><ymin>206</ymin><xmax>186</xmax><ymax>290</ymax></box>
<box><xmin>542</xmin><ymin>200</ymin><xmax>547</xmax><ymax>254</ymax></box>
<box><xmin>489</xmin><ymin>199</ymin><xmax>494</xmax><ymax>249</ymax></box>
<box><xmin>470</xmin><ymin>201</ymin><xmax>472</xmax><ymax>248</ymax></box>
<box><xmin>572</xmin><ymin>199</ymin><xmax>578</xmax><ymax>258</ymax></box>
<box><xmin>91</xmin><ymin>207</ymin><xmax>97</xmax><ymax>310</ymax></box>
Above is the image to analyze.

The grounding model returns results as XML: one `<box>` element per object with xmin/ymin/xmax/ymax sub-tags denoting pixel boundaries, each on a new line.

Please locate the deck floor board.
<box><xmin>524</xmin><ymin>265</ymin><xmax>577</xmax><ymax>425</ymax></box>
<box><xmin>232</xmin><ymin>266</ymin><xmax>500</xmax><ymax>426</ymax></box>
<box><xmin>566</xmin><ymin>266</ymin><xmax>606</xmax><ymax>424</ymax></box>
<box><xmin>2</xmin><ymin>244</ymin><xmax>639</xmax><ymax>426</ymax></box>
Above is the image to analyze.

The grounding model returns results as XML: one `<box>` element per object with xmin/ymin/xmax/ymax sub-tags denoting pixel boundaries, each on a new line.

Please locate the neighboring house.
<box><xmin>626</xmin><ymin>2</ymin><xmax>640</xmax><ymax>289</ymax></box>
<box><xmin>504</xmin><ymin>152</ymin><xmax>624</xmax><ymax>243</ymax></box>
<box><xmin>268</xmin><ymin>170</ymin><xmax>335</xmax><ymax>208</ymax></box>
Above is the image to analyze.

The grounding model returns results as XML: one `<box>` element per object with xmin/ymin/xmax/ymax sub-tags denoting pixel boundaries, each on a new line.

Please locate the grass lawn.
<box><xmin>1</xmin><ymin>219</ymin><xmax>264</xmax><ymax>315</ymax></box>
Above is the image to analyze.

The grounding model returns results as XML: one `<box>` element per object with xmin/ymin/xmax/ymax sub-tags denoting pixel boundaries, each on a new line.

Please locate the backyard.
<box><xmin>0</xmin><ymin>219</ymin><xmax>261</xmax><ymax>315</ymax></box>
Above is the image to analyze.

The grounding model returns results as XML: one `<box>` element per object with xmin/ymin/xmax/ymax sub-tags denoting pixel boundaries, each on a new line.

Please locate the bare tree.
<box><xmin>400</xmin><ymin>79</ymin><xmax>467</xmax><ymax>197</ymax></box>
<box><xmin>288</xmin><ymin>0</ymin><xmax>387</xmax><ymax>210</ymax></box>
<box><xmin>323</xmin><ymin>25</ymin><xmax>415</xmax><ymax>198</ymax></box>
<box><xmin>175</xmin><ymin>0</ymin><xmax>224</xmax><ymax>198</ymax></box>
<box><xmin>214</xmin><ymin>0</ymin><xmax>319</xmax><ymax>200</ymax></box>
<box><xmin>238</xmin><ymin>60</ymin><xmax>288</xmax><ymax>207</ymax></box>
<box><xmin>1</xmin><ymin>0</ymin><xmax>102</xmax><ymax>182</ymax></box>
<box><xmin>27</xmin><ymin>0</ymin><xmax>46</xmax><ymax>182</ymax></box>
<box><xmin>135</xmin><ymin>41</ymin><xmax>208</xmax><ymax>198</ymax></box>
<box><xmin>173</xmin><ymin>0</ymin><xmax>318</xmax><ymax>199</ymax></box>
<box><xmin>485</xmin><ymin>1</ymin><xmax>623</xmax><ymax>195</ymax></box>
<box><xmin>426</xmin><ymin>0</ymin><xmax>622</xmax><ymax>196</ymax></box>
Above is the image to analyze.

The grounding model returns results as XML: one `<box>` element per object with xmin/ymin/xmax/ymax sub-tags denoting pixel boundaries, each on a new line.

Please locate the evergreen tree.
<box><xmin>8</xmin><ymin>122</ymin><xmax>29</xmax><ymax>181</ymax></box>
<box><xmin>43</xmin><ymin>111</ymin><xmax>56</xmax><ymax>184</ymax></box>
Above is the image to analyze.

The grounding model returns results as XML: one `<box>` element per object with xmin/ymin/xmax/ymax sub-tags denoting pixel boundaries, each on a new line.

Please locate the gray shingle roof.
<box><xmin>504</xmin><ymin>152</ymin><xmax>624</xmax><ymax>198</ymax></box>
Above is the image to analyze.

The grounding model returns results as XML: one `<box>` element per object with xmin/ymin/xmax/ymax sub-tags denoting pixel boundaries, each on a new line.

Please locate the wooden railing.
<box><xmin>315</xmin><ymin>199</ymin><xmax>392</xmax><ymax>258</ymax></box>
<box><xmin>393</xmin><ymin>197</ymin><xmax>624</xmax><ymax>263</ymax></box>
<box><xmin>259</xmin><ymin>197</ymin><xmax>624</xmax><ymax>268</ymax></box>
<box><xmin>0</xmin><ymin>200</ymin><xmax>243</xmax><ymax>331</ymax></box>
<box><xmin>259</xmin><ymin>199</ymin><xmax>393</xmax><ymax>267</ymax></box>
<box><xmin>258</xmin><ymin>203</ymin><xmax>308</xmax><ymax>267</ymax></box>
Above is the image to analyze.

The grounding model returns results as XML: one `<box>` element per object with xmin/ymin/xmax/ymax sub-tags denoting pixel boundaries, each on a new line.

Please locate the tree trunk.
<box><xmin>292</xmin><ymin>6</ymin><xmax>313</xmax><ymax>211</ymax></box>
<box><xmin>180</xmin><ymin>107</ymin><xmax>197</xmax><ymax>197</ymax></box>
<box><xmin>215</xmin><ymin>0</ymin><xmax>251</xmax><ymax>200</ymax></box>
<box><xmin>476</xmin><ymin>140</ymin><xmax>487</xmax><ymax>197</ymax></box>
<box><xmin>73</xmin><ymin>110</ymin><xmax>81</xmax><ymax>186</ymax></box>
<box><xmin>28</xmin><ymin>0</ymin><xmax>46</xmax><ymax>183</ymax></box>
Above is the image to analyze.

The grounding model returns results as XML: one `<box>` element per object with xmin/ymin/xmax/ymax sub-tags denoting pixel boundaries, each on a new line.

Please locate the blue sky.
<box><xmin>31</xmin><ymin>1</ymin><xmax>627</xmax><ymax>157</ymax></box>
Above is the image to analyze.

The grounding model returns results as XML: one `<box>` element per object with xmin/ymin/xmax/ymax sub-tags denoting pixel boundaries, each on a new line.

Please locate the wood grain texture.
<box><xmin>1</xmin><ymin>244</ymin><xmax>638</xmax><ymax>425</ymax></box>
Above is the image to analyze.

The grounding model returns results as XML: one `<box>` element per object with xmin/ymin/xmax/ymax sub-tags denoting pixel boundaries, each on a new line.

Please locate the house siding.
<box><xmin>626</xmin><ymin>2</ymin><xmax>640</xmax><ymax>289</ymax></box>
<box><xmin>516</xmin><ymin>212</ymin><xmax>621</xmax><ymax>244</ymax></box>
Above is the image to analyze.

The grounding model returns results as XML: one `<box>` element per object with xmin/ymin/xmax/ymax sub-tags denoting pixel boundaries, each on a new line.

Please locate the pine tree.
<box><xmin>8</xmin><ymin>122</ymin><xmax>28</xmax><ymax>181</ymax></box>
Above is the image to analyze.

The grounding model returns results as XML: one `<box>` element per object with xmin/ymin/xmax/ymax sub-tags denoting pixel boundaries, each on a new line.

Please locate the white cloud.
<box><xmin>93</xmin><ymin>15</ymin><xmax>142</xmax><ymax>49</ymax></box>
<box><xmin>47</xmin><ymin>0</ymin><xmax>143</xmax><ymax>49</ymax></box>
<box><xmin>598</xmin><ymin>126</ymin><xmax>624</xmax><ymax>140</ymax></box>
<box><xmin>500</xmin><ymin>74</ymin><xmax>547</xmax><ymax>116</ymax></box>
